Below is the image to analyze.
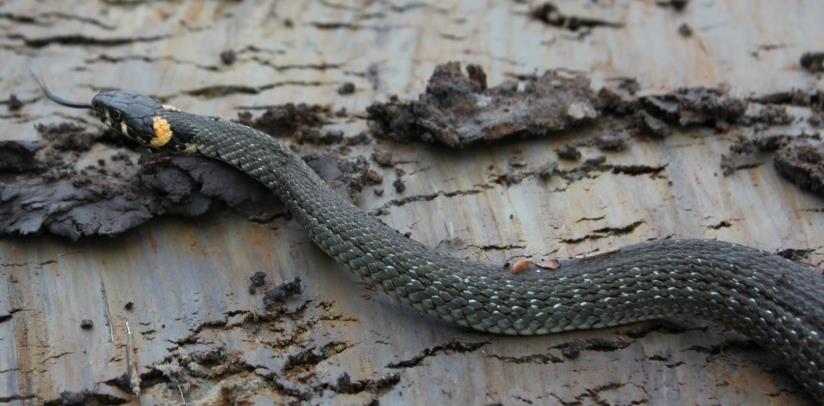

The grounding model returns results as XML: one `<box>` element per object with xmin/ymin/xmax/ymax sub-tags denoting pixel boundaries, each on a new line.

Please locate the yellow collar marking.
<box><xmin>150</xmin><ymin>116</ymin><xmax>173</xmax><ymax>147</ymax></box>
<box><xmin>161</xmin><ymin>104</ymin><xmax>181</xmax><ymax>112</ymax></box>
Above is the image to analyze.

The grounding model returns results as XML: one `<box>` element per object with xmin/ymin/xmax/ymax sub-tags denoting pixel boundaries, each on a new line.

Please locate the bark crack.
<box><xmin>386</xmin><ymin>340</ymin><xmax>489</xmax><ymax>369</ymax></box>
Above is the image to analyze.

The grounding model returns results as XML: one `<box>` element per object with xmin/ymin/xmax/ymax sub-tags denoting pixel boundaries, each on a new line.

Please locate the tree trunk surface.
<box><xmin>0</xmin><ymin>1</ymin><xmax>822</xmax><ymax>405</ymax></box>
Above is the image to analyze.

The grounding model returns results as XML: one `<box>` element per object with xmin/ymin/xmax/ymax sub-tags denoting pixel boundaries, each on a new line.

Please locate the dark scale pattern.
<box><xmin>155</xmin><ymin>110</ymin><xmax>824</xmax><ymax>399</ymax></box>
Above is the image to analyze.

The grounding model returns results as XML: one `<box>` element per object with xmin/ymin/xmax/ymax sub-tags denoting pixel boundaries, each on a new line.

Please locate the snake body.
<box><xmin>51</xmin><ymin>90</ymin><xmax>824</xmax><ymax>400</ymax></box>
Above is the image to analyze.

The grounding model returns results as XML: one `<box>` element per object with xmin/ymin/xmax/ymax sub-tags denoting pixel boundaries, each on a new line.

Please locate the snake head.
<box><xmin>34</xmin><ymin>73</ymin><xmax>190</xmax><ymax>152</ymax></box>
<box><xmin>91</xmin><ymin>90</ymin><xmax>181</xmax><ymax>149</ymax></box>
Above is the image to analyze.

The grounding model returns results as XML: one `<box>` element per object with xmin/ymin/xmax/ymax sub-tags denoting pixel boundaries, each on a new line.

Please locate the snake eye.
<box><xmin>111</xmin><ymin>110</ymin><xmax>121</xmax><ymax>120</ymax></box>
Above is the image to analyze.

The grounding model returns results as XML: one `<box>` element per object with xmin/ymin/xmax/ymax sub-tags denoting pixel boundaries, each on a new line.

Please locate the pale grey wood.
<box><xmin>0</xmin><ymin>0</ymin><xmax>821</xmax><ymax>404</ymax></box>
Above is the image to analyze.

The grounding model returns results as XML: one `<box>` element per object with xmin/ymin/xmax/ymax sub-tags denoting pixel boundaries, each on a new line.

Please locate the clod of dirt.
<box><xmin>750</xmin><ymin>89</ymin><xmax>824</xmax><ymax>112</ymax></box>
<box><xmin>0</xmin><ymin>156</ymin><xmax>267</xmax><ymax>240</ymax></box>
<box><xmin>37</xmin><ymin>122</ymin><xmax>97</xmax><ymax>151</ymax></box>
<box><xmin>773</xmin><ymin>137</ymin><xmax>824</xmax><ymax>196</ymax></box>
<box><xmin>105</xmin><ymin>373</ymin><xmax>135</xmax><ymax>395</ymax></box>
<box><xmin>143</xmin><ymin>156</ymin><xmax>282</xmax><ymax>218</ymax></box>
<box><xmin>365</xmin><ymin>169</ymin><xmax>383</xmax><ymax>185</ymax></box>
<box><xmin>220</xmin><ymin>49</ymin><xmax>236</xmax><ymax>65</ymax></box>
<box><xmin>554</xmin><ymin>155</ymin><xmax>614</xmax><ymax>183</ymax></box>
<box><xmin>722</xmin><ymin>134</ymin><xmax>824</xmax><ymax>196</ymax></box>
<box><xmin>371</xmin><ymin>150</ymin><xmax>393</xmax><ymax>167</ymax></box>
<box><xmin>0</xmin><ymin>140</ymin><xmax>43</xmax><ymax>173</ymax></box>
<box><xmin>249</xmin><ymin>271</ymin><xmax>267</xmax><ymax>294</ymax></box>
<box><xmin>345</xmin><ymin>132</ymin><xmax>370</xmax><ymax>146</ymax></box>
<box><xmin>776</xmin><ymin>248</ymin><xmax>815</xmax><ymax>263</ymax></box>
<box><xmin>392</xmin><ymin>178</ymin><xmax>406</xmax><ymax>193</ymax></box>
<box><xmin>638</xmin><ymin>87</ymin><xmax>746</xmax><ymax>130</ymax></box>
<box><xmin>635</xmin><ymin>110</ymin><xmax>671</xmax><ymax>138</ymax></box>
<box><xmin>537</xmin><ymin>161</ymin><xmax>559</xmax><ymax>180</ymax></box>
<box><xmin>303</xmin><ymin>154</ymin><xmax>373</xmax><ymax>196</ymax></box>
<box><xmin>556</xmin><ymin>338</ymin><xmax>629</xmax><ymax>359</ymax></box>
<box><xmin>237</xmin><ymin>104</ymin><xmax>329</xmax><ymax>137</ymax></box>
<box><xmin>263</xmin><ymin>277</ymin><xmax>303</xmax><ymax>309</ymax></box>
<box><xmin>335</xmin><ymin>372</ymin><xmax>374</xmax><ymax>393</ymax></box>
<box><xmin>529</xmin><ymin>2</ymin><xmax>622</xmax><ymax>32</ymax></box>
<box><xmin>232</xmin><ymin>102</ymin><xmax>370</xmax><ymax>169</ymax></box>
<box><xmin>7</xmin><ymin>93</ymin><xmax>23</xmax><ymax>111</ymax></box>
<box><xmin>367</xmin><ymin>62</ymin><xmax>598</xmax><ymax>148</ymax></box>
<box><xmin>656</xmin><ymin>0</ymin><xmax>689</xmax><ymax>11</ymax></box>
<box><xmin>584</xmin><ymin>156</ymin><xmax>607</xmax><ymax>167</ymax></box>
<box><xmin>721</xmin><ymin>134</ymin><xmax>784</xmax><ymax>175</ymax></box>
<box><xmin>297</xmin><ymin>128</ymin><xmax>344</xmax><ymax>145</ymax></box>
<box><xmin>616</xmin><ymin>78</ymin><xmax>641</xmax><ymax>96</ymax></box>
<box><xmin>800</xmin><ymin>52</ymin><xmax>824</xmax><ymax>73</ymax></box>
<box><xmin>556</xmin><ymin>145</ymin><xmax>582</xmax><ymax>161</ymax></box>
<box><xmin>741</xmin><ymin>104</ymin><xmax>793</xmax><ymax>127</ymax></box>
<box><xmin>496</xmin><ymin>172</ymin><xmax>523</xmax><ymax>186</ymax></box>
<box><xmin>594</xmin><ymin>133</ymin><xmax>627</xmax><ymax>151</ymax></box>
<box><xmin>337</xmin><ymin>82</ymin><xmax>356</xmax><ymax>95</ymax></box>
<box><xmin>466</xmin><ymin>64</ymin><xmax>488</xmax><ymax>90</ymax></box>
<box><xmin>334</xmin><ymin>373</ymin><xmax>363</xmax><ymax>393</ymax></box>
<box><xmin>595</xmin><ymin>87</ymin><xmax>634</xmax><ymax>116</ymax></box>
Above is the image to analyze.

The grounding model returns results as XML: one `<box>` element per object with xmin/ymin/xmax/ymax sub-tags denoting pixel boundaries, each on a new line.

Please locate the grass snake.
<box><xmin>41</xmin><ymin>86</ymin><xmax>824</xmax><ymax>401</ymax></box>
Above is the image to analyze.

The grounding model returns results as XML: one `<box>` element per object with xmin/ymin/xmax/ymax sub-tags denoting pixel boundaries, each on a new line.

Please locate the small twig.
<box><xmin>125</xmin><ymin>321</ymin><xmax>141</xmax><ymax>396</ymax></box>
<box><xmin>177</xmin><ymin>383</ymin><xmax>187</xmax><ymax>405</ymax></box>
<box><xmin>444</xmin><ymin>221</ymin><xmax>454</xmax><ymax>243</ymax></box>
<box><xmin>100</xmin><ymin>281</ymin><xmax>114</xmax><ymax>342</ymax></box>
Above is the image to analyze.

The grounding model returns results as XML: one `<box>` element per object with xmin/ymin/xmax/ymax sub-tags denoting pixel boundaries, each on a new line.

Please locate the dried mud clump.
<box><xmin>6</xmin><ymin>94</ymin><xmax>23</xmax><ymax>111</ymax></box>
<box><xmin>0</xmin><ymin>117</ymin><xmax>373</xmax><ymax>240</ymax></box>
<box><xmin>638</xmin><ymin>87</ymin><xmax>746</xmax><ymax>130</ymax></box>
<box><xmin>368</xmin><ymin>63</ymin><xmax>750</xmax><ymax>148</ymax></box>
<box><xmin>800</xmin><ymin>52</ymin><xmax>824</xmax><ymax>74</ymax></box>
<box><xmin>0</xmin><ymin>140</ymin><xmax>43</xmax><ymax>173</ymax></box>
<box><xmin>0</xmin><ymin>155</ymin><xmax>277</xmax><ymax>240</ymax></box>
<box><xmin>367</xmin><ymin>61</ymin><xmax>598</xmax><ymax>148</ymax></box>
<box><xmin>529</xmin><ymin>2</ymin><xmax>622</xmax><ymax>31</ymax></box>
<box><xmin>722</xmin><ymin>134</ymin><xmax>824</xmax><ymax>196</ymax></box>
<box><xmin>263</xmin><ymin>277</ymin><xmax>303</xmax><ymax>308</ymax></box>
<box><xmin>303</xmin><ymin>154</ymin><xmax>374</xmax><ymax>196</ymax></box>
<box><xmin>656</xmin><ymin>0</ymin><xmax>689</xmax><ymax>11</ymax></box>
<box><xmin>773</xmin><ymin>138</ymin><xmax>824</xmax><ymax>196</ymax></box>
<box><xmin>337</xmin><ymin>82</ymin><xmax>356</xmax><ymax>95</ymax></box>
<box><xmin>599</xmin><ymin>85</ymin><xmax>748</xmax><ymax>137</ymax></box>
<box><xmin>237</xmin><ymin>103</ymin><xmax>329</xmax><ymax>137</ymax></box>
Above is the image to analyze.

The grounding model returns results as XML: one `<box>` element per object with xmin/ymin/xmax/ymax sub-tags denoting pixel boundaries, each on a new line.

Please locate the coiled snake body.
<box><xmin>44</xmin><ymin>89</ymin><xmax>824</xmax><ymax>400</ymax></box>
